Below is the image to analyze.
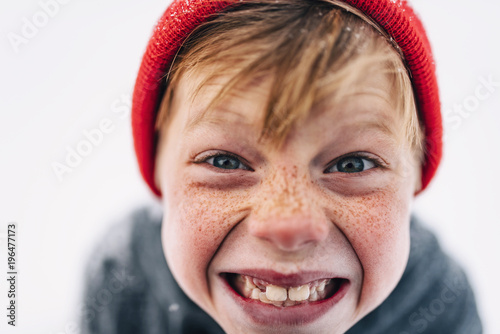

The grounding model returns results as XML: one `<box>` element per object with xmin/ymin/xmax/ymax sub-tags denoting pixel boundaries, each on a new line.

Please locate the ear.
<box><xmin>153</xmin><ymin>131</ymin><xmax>165</xmax><ymax>196</ymax></box>
<box><xmin>413</xmin><ymin>161</ymin><xmax>423</xmax><ymax>196</ymax></box>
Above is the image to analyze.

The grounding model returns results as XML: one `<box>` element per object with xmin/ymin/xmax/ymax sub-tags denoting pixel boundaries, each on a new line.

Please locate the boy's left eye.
<box><xmin>326</xmin><ymin>156</ymin><xmax>376</xmax><ymax>173</ymax></box>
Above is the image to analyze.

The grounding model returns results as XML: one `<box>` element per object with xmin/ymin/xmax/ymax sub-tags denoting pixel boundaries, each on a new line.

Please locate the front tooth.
<box><xmin>245</xmin><ymin>276</ymin><xmax>257</xmax><ymax>290</ymax></box>
<box><xmin>253</xmin><ymin>278</ymin><xmax>267</xmax><ymax>288</ymax></box>
<box><xmin>259</xmin><ymin>292</ymin><xmax>273</xmax><ymax>304</ymax></box>
<box><xmin>309</xmin><ymin>291</ymin><xmax>319</xmax><ymax>301</ymax></box>
<box><xmin>251</xmin><ymin>288</ymin><xmax>260</xmax><ymax>300</ymax></box>
<box><xmin>253</xmin><ymin>278</ymin><xmax>262</xmax><ymax>285</ymax></box>
<box><xmin>289</xmin><ymin>285</ymin><xmax>310</xmax><ymax>301</ymax></box>
<box><xmin>265</xmin><ymin>285</ymin><xmax>288</xmax><ymax>301</ymax></box>
<box><xmin>242</xmin><ymin>285</ymin><xmax>252</xmax><ymax>298</ymax></box>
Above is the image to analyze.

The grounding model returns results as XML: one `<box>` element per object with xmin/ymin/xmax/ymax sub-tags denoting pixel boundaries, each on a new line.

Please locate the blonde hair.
<box><xmin>156</xmin><ymin>0</ymin><xmax>424</xmax><ymax>159</ymax></box>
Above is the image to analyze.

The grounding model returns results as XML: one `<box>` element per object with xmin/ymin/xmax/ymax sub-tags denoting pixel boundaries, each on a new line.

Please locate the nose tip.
<box><xmin>248</xmin><ymin>213</ymin><xmax>329</xmax><ymax>252</ymax></box>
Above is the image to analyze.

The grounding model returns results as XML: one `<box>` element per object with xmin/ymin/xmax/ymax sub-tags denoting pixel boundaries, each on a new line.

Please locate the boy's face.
<box><xmin>156</xmin><ymin>68</ymin><xmax>419</xmax><ymax>333</ymax></box>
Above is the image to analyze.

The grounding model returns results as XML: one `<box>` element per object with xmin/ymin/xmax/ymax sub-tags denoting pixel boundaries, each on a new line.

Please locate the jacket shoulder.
<box><xmin>347</xmin><ymin>216</ymin><xmax>483</xmax><ymax>334</ymax></box>
<box><xmin>80</xmin><ymin>206</ymin><xmax>165</xmax><ymax>334</ymax></box>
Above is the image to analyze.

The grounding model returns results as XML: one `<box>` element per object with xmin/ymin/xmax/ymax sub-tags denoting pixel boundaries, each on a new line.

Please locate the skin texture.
<box><xmin>155</xmin><ymin>68</ymin><xmax>420</xmax><ymax>333</ymax></box>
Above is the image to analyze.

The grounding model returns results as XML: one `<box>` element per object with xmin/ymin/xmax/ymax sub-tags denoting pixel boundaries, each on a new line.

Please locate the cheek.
<box><xmin>161</xmin><ymin>178</ymin><xmax>250</xmax><ymax>307</ymax></box>
<box><xmin>327</xmin><ymin>182</ymin><xmax>413</xmax><ymax>314</ymax></box>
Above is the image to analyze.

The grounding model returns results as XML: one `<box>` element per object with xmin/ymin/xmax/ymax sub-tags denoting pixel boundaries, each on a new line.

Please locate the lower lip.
<box><xmin>221</xmin><ymin>276</ymin><xmax>350</xmax><ymax>326</ymax></box>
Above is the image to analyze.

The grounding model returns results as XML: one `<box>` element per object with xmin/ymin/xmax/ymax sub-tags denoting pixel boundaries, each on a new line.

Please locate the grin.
<box><xmin>225</xmin><ymin>273</ymin><xmax>346</xmax><ymax>307</ymax></box>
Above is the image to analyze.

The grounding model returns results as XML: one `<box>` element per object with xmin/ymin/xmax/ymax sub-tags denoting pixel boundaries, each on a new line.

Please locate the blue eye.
<box><xmin>205</xmin><ymin>154</ymin><xmax>247</xmax><ymax>170</ymax></box>
<box><xmin>327</xmin><ymin>156</ymin><xmax>376</xmax><ymax>173</ymax></box>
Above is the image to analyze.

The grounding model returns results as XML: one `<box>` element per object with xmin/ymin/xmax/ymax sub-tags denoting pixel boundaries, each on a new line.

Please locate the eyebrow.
<box><xmin>185</xmin><ymin>103</ymin><xmax>399</xmax><ymax>145</ymax></box>
<box><xmin>353</xmin><ymin>119</ymin><xmax>396</xmax><ymax>137</ymax></box>
<box><xmin>185</xmin><ymin>106</ymin><xmax>252</xmax><ymax>133</ymax></box>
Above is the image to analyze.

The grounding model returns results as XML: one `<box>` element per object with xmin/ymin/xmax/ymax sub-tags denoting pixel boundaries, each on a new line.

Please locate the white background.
<box><xmin>0</xmin><ymin>0</ymin><xmax>498</xmax><ymax>333</ymax></box>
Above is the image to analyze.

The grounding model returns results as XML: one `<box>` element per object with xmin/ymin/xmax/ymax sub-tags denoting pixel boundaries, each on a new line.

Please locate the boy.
<box><xmin>82</xmin><ymin>0</ymin><xmax>482</xmax><ymax>333</ymax></box>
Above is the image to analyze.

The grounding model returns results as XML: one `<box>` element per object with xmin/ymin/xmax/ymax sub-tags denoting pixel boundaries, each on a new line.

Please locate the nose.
<box><xmin>248</xmin><ymin>211</ymin><xmax>329</xmax><ymax>252</ymax></box>
<box><xmin>248</xmin><ymin>167</ymin><xmax>329</xmax><ymax>252</ymax></box>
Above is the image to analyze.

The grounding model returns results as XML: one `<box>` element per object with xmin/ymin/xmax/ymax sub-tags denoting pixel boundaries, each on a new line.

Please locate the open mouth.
<box><xmin>223</xmin><ymin>273</ymin><xmax>347</xmax><ymax>308</ymax></box>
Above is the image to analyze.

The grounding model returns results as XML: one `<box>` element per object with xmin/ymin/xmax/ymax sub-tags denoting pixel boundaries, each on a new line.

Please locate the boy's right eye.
<box><xmin>197</xmin><ymin>152</ymin><xmax>251</xmax><ymax>171</ymax></box>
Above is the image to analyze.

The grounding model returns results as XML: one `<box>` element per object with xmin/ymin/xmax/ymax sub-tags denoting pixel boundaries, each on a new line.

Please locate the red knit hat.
<box><xmin>132</xmin><ymin>0</ymin><xmax>442</xmax><ymax>197</ymax></box>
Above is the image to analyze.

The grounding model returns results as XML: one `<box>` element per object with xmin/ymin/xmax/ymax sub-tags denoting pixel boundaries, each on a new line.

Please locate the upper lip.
<box><xmin>222</xmin><ymin>269</ymin><xmax>341</xmax><ymax>286</ymax></box>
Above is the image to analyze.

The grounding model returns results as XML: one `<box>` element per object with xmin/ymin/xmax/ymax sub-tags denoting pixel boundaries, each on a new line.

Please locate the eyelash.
<box><xmin>194</xmin><ymin>151</ymin><xmax>385</xmax><ymax>173</ymax></box>
<box><xmin>324</xmin><ymin>153</ymin><xmax>385</xmax><ymax>174</ymax></box>
<box><xmin>193</xmin><ymin>151</ymin><xmax>253</xmax><ymax>171</ymax></box>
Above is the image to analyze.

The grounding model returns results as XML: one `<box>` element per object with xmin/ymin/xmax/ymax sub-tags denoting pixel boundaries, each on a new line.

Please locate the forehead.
<box><xmin>175</xmin><ymin>68</ymin><xmax>401</xmax><ymax>145</ymax></box>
